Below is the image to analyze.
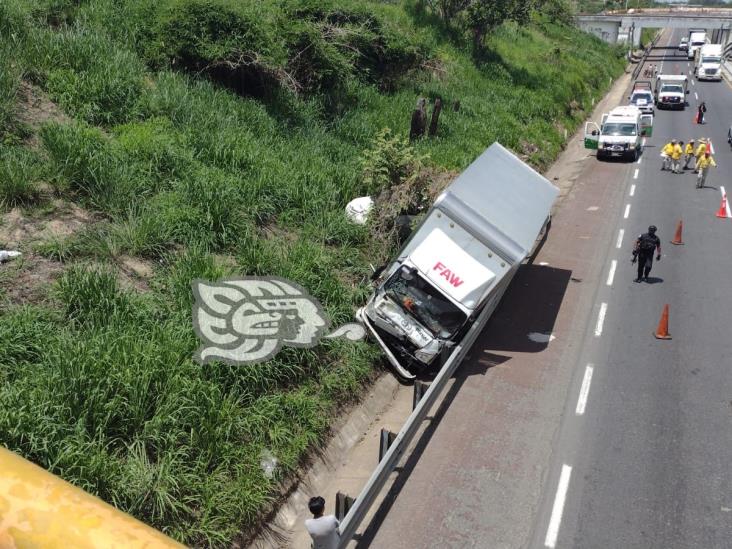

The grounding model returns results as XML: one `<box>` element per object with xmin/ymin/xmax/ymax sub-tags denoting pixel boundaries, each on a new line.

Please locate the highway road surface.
<box><xmin>355</xmin><ymin>28</ymin><xmax>732</xmax><ymax>549</ymax></box>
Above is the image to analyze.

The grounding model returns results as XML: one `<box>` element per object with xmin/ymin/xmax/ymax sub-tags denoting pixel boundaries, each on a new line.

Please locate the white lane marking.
<box><xmin>606</xmin><ymin>260</ymin><xmax>617</xmax><ymax>286</ymax></box>
<box><xmin>544</xmin><ymin>464</ymin><xmax>573</xmax><ymax>548</ymax></box>
<box><xmin>642</xmin><ymin>137</ymin><xmax>647</xmax><ymax>146</ymax></box>
<box><xmin>624</xmin><ymin>204</ymin><xmax>631</xmax><ymax>219</ymax></box>
<box><xmin>575</xmin><ymin>365</ymin><xmax>594</xmax><ymax>416</ymax></box>
<box><xmin>633</xmin><ymin>168</ymin><xmax>639</xmax><ymax>179</ymax></box>
<box><xmin>616</xmin><ymin>229</ymin><xmax>624</xmax><ymax>249</ymax></box>
<box><xmin>594</xmin><ymin>302</ymin><xmax>608</xmax><ymax>337</ymax></box>
<box><xmin>721</xmin><ymin>186</ymin><xmax>732</xmax><ymax>218</ymax></box>
<box><xmin>637</xmin><ymin>155</ymin><xmax>642</xmax><ymax>165</ymax></box>
<box><xmin>630</xmin><ymin>184</ymin><xmax>636</xmax><ymax>196</ymax></box>
<box><xmin>694</xmin><ymin>92</ymin><xmax>699</xmax><ymax>100</ymax></box>
<box><xmin>692</xmin><ymin>79</ymin><xmax>695</xmax><ymax>86</ymax></box>
<box><xmin>711</xmin><ymin>141</ymin><xmax>715</xmax><ymax>155</ymax></box>
<box><xmin>688</xmin><ymin>69</ymin><xmax>692</xmax><ymax>75</ymax></box>
<box><xmin>586</xmin><ymin>206</ymin><xmax>599</xmax><ymax>211</ymax></box>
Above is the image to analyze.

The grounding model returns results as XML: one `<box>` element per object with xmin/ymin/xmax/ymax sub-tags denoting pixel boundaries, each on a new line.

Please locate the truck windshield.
<box><xmin>632</xmin><ymin>93</ymin><xmax>651</xmax><ymax>102</ymax></box>
<box><xmin>692</xmin><ymin>41</ymin><xmax>705</xmax><ymax>46</ymax></box>
<box><xmin>602</xmin><ymin>123</ymin><xmax>637</xmax><ymax>136</ymax></box>
<box><xmin>384</xmin><ymin>270</ymin><xmax>466</xmax><ymax>339</ymax></box>
<box><xmin>661</xmin><ymin>85</ymin><xmax>683</xmax><ymax>94</ymax></box>
<box><xmin>702</xmin><ymin>56</ymin><xmax>721</xmax><ymax>63</ymax></box>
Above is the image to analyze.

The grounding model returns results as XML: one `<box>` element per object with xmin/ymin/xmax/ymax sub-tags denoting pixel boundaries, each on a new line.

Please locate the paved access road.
<box><xmin>531</xmin><ymin>28</ymin><xmax>732</xmax><ymax>549</ymax></box>
<box><xmin>356</xmin><ymin>28</ymin><xmax>732</xmax><ymax>549</ymax></box>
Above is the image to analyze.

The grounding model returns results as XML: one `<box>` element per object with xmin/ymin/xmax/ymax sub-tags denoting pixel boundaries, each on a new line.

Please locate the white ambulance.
<box><xmin>584</xmin><ymin>106</ymin><xmax>653</xmax><ymax>162</ymax></box>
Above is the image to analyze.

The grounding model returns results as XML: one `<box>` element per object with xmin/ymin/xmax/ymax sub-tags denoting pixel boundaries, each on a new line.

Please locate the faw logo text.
<box><xmin>433</xmin><ymin>261</ymin><xmax>464</xmax><ymax>288</ymax></box>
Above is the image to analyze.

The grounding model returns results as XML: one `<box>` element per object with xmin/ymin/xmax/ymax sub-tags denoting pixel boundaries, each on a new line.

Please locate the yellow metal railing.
<box><xmin>0</xmin><ymin>447</ymin><xmax>186</xmax><ymax>548</ymax></box>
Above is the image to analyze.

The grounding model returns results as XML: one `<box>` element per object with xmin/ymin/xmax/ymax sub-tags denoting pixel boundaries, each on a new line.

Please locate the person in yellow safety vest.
<box><xmin>683</xmin><ymin>139</ymin><xmax>695</xmax><ymax>170</ymax></box>
<box><xmin>693</xmin><ymin>139</ymin><xmax>707</xmax><ymax>172</ymax></box>
<box><xmin>671</xmin><ymin>140</ymin><xmax>684</xmax><ymax>174</ymax></box>
<box><xmin>661</xmin><ymin>140</ymin><xmax>675</xmax><ymax>171</ymax></box>
<box><xmin>696</xmin><ymin>150</ymin><xmax>716</xmax><ymax>188</ymax></box>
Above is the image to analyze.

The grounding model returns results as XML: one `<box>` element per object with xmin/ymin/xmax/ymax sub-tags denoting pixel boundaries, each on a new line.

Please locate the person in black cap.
<box><xmin>632</xmin><ymin>226</ymin><xmax>661</xmax><ymax>282</ymax></box>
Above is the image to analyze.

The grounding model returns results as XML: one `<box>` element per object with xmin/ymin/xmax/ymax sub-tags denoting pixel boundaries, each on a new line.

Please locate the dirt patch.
<box><xmin>15</xmin><ymin>81</ymin><xmax>69</xmax><ymax>146</ymax></box>
<box><xmin>0</xmin><ymin>252</ymin><xmax>64</xmax><ymax>307</ymax></box>
<box><xmin>116</xmin><ymin>255</ymin><xmax>155</xmax><ymax>292</ymax></box>
<box><xmin>0</xmin><ymin>201</ymin><xmax>94</xmax><ymax>249</ymax></box>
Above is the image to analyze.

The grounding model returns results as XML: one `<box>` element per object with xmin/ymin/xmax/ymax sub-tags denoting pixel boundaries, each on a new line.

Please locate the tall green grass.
<box><xmin>0</xmin><ymin>0</ymin><xmax>625</xmax><ymax>546</ymax></box>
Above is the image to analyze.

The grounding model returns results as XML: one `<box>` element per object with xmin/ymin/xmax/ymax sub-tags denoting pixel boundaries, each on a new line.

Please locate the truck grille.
<box><xmin>705</xmin><ymin>69</ymin><xmax>717</xmax><ymax>75</ymax></box>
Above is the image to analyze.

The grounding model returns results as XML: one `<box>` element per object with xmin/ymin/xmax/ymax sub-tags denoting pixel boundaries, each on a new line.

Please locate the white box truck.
<box><xmin>357</xmin><ymin>143</ymin><xmax>558</xmax><ymax>380</ymax></box>
<box><xmin>688</xmin><ymin>31</ymin><xmax>708</xmax><ymax>60</ymax></box>
<box><xmin>584</xmin><ymin>106</ymin><xmax>653</xmax><ymax>161</ymax></box>
<box><xmin>695</xmin><ymin>43</ymin><xmax>723</xmax><ymax>81</ymax></box>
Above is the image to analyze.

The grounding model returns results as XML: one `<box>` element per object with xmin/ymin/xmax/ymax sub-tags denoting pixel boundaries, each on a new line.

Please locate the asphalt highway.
<box><xmin>531</xmin><ymin>28</ymin><xmax>732</xmax><ymax>549</ymax></box>
<box><xmin>354</xmin><ymin>28</ymin><xmax>732</xmax><ymax>549</ymax></box>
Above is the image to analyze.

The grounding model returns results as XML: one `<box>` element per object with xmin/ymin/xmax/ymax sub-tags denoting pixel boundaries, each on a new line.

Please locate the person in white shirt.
<box><xmin>305</xmin><ymin>496</ymin><xmax>340</xmax><ymax>549</ymax></box>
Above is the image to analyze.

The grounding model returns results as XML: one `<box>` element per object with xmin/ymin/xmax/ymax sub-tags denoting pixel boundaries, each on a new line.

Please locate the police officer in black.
<box><xmin>632</xmin><ymin>225</ymin><xmax>661</xmax><ymax>282</ymax></box>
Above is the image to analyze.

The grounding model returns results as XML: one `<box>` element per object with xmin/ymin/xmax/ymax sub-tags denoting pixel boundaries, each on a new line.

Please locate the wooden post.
<box><xmin>428</xmin><ymin>97</ymin><xmax>442</xmax><ymax>137</ymax></box>
<box><xmin>409</xmin><ymin>97</ymin><xmax>427</xmax><ymax>140</ymax></box>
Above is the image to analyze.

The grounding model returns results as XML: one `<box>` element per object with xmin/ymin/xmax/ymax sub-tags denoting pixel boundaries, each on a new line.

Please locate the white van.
<box><xmin>695</xmin><ymin>43</ymin><xmax>723</xmax><ymax>81</ymax></box>
<box><xmin>584</xmin><ymin>106</ymin><xmax>653</xmax><ymax>162</ymax></box>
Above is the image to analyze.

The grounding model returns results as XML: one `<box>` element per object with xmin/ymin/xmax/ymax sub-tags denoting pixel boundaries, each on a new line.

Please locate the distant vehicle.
<box><xmin>679</xmin><ymin>37</ymin><xmax>689</xmax><ymax>51</ymax></box>
<box><xmin>655</xmin><ymin>74</ymin><xmax>689</xmax><ymax>110</ymax></box>
<box><xmin>695</xmin><ymin>43</ymin><xmax>723</xmax><ymax>81</ymax></box>
<box><xmin>628</xmin><ymin>81</ymin><xmax>655</xmax><ymax>115</ymax></box>
<box><xmin>687</xmin><ymin>31</ymin><xmax>708</xmax><ymax>60</ymax></box>
<box><xmin>357</xmin><ymin>143</ymin><xmax>558</xmax><ymax>380</ymax></box>
<box><xmin>584</xmin><ymin>106</ymin><xmax>653</xmax><ymax>162</ymax></box>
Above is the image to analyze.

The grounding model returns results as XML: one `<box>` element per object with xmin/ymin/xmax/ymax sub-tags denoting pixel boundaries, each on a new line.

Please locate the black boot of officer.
<box><xmin>633</xmin><ymin>225</ymin><xmax>661</xmax><ymax>282</ymax></box>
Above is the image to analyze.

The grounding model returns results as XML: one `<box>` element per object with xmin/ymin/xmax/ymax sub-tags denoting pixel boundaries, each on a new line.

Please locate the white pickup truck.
<box><xmin>357</xmin><ymin>143</ymin><xmax>558</xmax><ymax>380</ymax></box>
<box><xmin>655</xmin><ymin>74</ymin><xmax>688</xmax><ymax>110</ymax></box>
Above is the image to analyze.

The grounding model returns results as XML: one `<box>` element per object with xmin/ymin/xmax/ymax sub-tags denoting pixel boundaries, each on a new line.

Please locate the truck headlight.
<box><xmin>414</xmin><ymin>340</ymin><xmax>441</xmax><ymax>364</ymax></box>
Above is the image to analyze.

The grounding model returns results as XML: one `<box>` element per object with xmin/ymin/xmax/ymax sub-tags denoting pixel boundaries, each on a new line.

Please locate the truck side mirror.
<box><xmin>591</xmin><ymin>130</ymin><xmax>598</xmax><ymax>136</ymax></box>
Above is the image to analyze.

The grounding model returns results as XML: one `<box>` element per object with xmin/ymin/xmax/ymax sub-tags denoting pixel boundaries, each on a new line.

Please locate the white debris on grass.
<box><xmin>0</xmin><ymin>251</ymin><xmax>21</xmax><ymax>263</ymax></box>
<box><xmin>345</xmin><ymin>196</ymin><xmax>374</xmax><ymax>225</ymax></box>
<box><xmin>260</xmin><ymin>449</ymin><xmax>279</xmax><ymax>479</ymax></box>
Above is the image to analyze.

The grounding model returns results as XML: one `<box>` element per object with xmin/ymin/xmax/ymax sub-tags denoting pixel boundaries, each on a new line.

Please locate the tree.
<box><xmin>466</xmin><ymin>0</ymin><xmax>533</xmax><ymax>50</ymax></box>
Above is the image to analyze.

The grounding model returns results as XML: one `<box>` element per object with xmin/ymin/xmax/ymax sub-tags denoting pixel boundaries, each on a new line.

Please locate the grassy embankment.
<box><xmin>0</xmin><ymin>0</ymin><xmax>625</xmax><ymax>545</ymax></box>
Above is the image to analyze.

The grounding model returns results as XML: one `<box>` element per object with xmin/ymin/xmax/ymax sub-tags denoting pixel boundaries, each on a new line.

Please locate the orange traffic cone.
<box><xmin>654</xmin><ymin>304</ymin><xmax>672</xmax><ymax>340</ymax></box>
<box><xmin>716</xmin><ymin>194</ymin><xmax>729</xmax><ymax>218</ymax></box>
<box><xmin>670</xmin><ymin>220</ymin><xmax>684</xmax><ymax>245</ymax></box>
<box><xmin>706</xmin><ymin>140</ymin><xmax>712</xmax><ymax>154</ymax></box>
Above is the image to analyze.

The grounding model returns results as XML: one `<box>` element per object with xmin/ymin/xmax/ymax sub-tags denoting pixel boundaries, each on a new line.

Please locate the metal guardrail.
<box><xmin>336</xmin><ymin>275</ymin><xmax>513</xmax><ymax>547</ymax></box>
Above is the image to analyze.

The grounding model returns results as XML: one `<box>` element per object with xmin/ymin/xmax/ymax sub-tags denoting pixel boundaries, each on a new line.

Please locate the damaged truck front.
<box><xmin>357</xmin><ymin>143</ymin><xmax>559</xmax><ymax>380</ymax></box>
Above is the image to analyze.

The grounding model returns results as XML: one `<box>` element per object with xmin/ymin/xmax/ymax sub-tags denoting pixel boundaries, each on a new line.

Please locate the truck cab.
<box><xmin>357</xmin><ymin>143</ymin><xmax>558</xmax><ymax>380</ymax></box>
<box><xmin>584</xmin><ymin>106</ymin><xmax>652</xmax><ymax>161</ymax></box>
<box><xmin>695</xmin><ymin>43</ymin><xmax>723</xmax><ymax>81</ymax></box>
<box><xmin>655</xmin><ymin>74</ymin><xmax>688</xmax><ymax>110</ymax></box>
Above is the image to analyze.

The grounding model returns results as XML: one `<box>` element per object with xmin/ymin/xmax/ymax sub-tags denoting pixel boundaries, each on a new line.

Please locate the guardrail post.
<box><xmin>412</xmin><ymin>380</ymin><xmax>429</xmax><ymax>410</ymax></box>
<box><xmin>379</xmin><ymin>429</ymin><xmax>397</xmax><ymax>462</ymax></box>
<box><xmin>335</xmin><ymin>491</ymin><xmax>355</xmax><ymax>521</ymax></box>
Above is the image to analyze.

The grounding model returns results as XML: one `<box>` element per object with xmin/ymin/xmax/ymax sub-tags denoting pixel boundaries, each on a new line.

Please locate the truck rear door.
<box><xmin>584</xmin><ymin>122</ymin><xmax>600</xmax><ymax>149</ymax></box>
<box><xmin>640</xmin><ymin>114</ymin><xmax>654</xmax><ymax>137</ymax></box>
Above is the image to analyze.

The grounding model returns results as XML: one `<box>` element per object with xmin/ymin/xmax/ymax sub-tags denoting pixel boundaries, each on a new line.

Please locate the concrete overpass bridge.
<box><xmin>576</xmin><ymin>7</ymin><xmax>732</xmax><ymax>46</ymax></box>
